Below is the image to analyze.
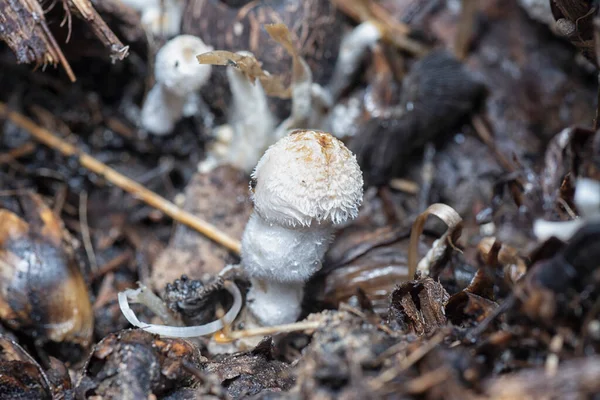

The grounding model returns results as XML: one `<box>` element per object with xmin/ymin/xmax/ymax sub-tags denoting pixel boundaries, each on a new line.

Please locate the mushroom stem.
<box><xmin>199</xmin><ymin>54</ymin><xmax>275</xmax><ymax>173</ymax></box>
<box><xmin>239</xmin><ymin>130</ymin><xmax>363</xmax><ymax>327</ymax></box>
<box><xmin>141</xmin><ymin>85</ymin><xmax>185</xmax><ymax>135</ymax></box>
<box><xmin>247</xmin><ymin>279</ymin><xmax>305</xmax><ymax>326</ymax></box>
<box><xmin>242</xmin><ymin>213</ymin><xmax>334</xmax><ymax>282</ymax></box>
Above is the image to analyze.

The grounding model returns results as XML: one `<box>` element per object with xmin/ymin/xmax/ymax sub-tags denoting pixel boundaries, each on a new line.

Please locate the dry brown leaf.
<box><xmin>197</xmin><ymin>51</ymin><xmax>291</xmax><ymax>98</ymax></box>
<box><xmin>197</xmin><ymin>22</ymin><xmax>310</xmax><ymax>99</ymax></box>
<box><xmin>407</xmin><ymin>203</ymin><xmax>463</xmax><ymax>278</ymax></box>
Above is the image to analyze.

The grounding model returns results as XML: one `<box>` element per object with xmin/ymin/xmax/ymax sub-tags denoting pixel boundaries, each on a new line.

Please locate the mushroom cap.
<box><xmin>155</xmin><ymin>35</ymin><xmax>213</xmax><ymax>97</ymax></box>
<box><xmin>251</xmin><ymin>130</ymin><xmax>363</xmax><ymax>226</ymax></box>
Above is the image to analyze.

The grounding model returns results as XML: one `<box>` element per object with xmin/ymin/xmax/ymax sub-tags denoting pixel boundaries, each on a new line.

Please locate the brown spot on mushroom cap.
<box><xmin>290</xmin><ymin>130</ymin><xmax>337</xmax><ymax>165</ymax></box>
<box><xmin>182</xmin><ymin>46</ymin><xmax>196</xmax><ymax>62</ymax></box>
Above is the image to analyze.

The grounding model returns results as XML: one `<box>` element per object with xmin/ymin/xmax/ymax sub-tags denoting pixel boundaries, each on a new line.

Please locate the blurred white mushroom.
<box><xmin>534</xmin><ymin>178</ymin><xmax>600</xmax><ymax>241</ymax></box>
<box><xmin>274</xmin><ymin>21</ymin><xmax>381</xmax><ymax>140</ymax></box>
<box><xmin>241</xmin><ymin>130</ymin><xmax>364</xmax><ymax>326</ymax></box>
<box><xmin>141</xmin><ymin>35</ymin><xmax>213</xmax><ymax>135</ymax></box>
<box><xmin>327</xmin><ymin>21</ymin><xmax>382</xmax><ymax>101</ymax></box>
<box><xmin>272</xmin><ymin>54</ymin><xmax>333</xmax><ymax>140</ymax></box>
<box><xmin>120</xmin><ymin>0</ymin><xmax>184</xmax><ymax>37</ymax></box>
<box><xmin>518</xmin><ymin>0</ymin><xmax>555</xmax><ymax>26</ymax></box>
<box><xmin>199</xmin><ymin>52</ymin><xmax>276</xmax><ymax>174</ymax></box>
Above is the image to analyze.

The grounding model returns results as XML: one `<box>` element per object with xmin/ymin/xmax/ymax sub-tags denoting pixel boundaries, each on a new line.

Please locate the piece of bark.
<box><xmin>0</xmin><ymin>0</ymin><xmax>128</xmax><ymax>82</ymax></box>
<box><xmin>0</xmin><ymin>0</ymin><xmax>75</xmax><ymax>81</ymax></box>
<box><xmin>387</xmin><ymin>277</ymin><xmax>450</xmax><ymax>335</ymax></box>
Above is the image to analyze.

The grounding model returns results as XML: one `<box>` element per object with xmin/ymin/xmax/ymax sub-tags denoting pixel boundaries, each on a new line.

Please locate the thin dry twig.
<box><xmin>91</xmin><ymin>249</ymin><xmax>133</xmax><ymax>281</ymax></box>
<box><xmin>593</xmin><ymin>17</ymin><xmax>600</xmax><ymax>130</ymax></box>
<box><xmin>471</xmin><ymin>115</ymin><xmax>517</xmax><ymax>174</ymax></box>
<box><xmin>339</xmin><ymin>303</ymin><xmax>395</xmax><ymax>335</ymax></box>
<box><xmin>388</xmin><ymin>178</ymin><xmax>420</xmax><ymax>195</ymax></box>
<box><xmin>0</xmin><ymin>142</ymin><xmax>36</xmax><ymax>164</ymax></box>
<box><xmin>66</xmin><ymin>0</ymin><xmax>129</xmax><ymax>61</ymax></box>
<box><xmin>0</xmin><ymin>102</ymin><xmax>242</xmax><ymax>254</ymax></box>
<box><xmin>215</xmin><ymin>320</ymin><xmax>321</xmax><ymax>342</ymax></box>
<box><xmin>400</xmin><ymin>367</ymin><xmax>451</xmax><ymax>395</ymax></box>
<box><xmin>454</xmin><ymin>0</ymin><xmax>478</xmax><ymax>60</ymax></box>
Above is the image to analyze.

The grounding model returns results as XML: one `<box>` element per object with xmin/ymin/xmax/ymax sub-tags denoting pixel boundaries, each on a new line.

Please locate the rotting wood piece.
<box><xmin>0</xmin><ymin>0</ymin><xmax>128</xmax><ymax>82</ymax></box>
<box><xmin>0</xmin><ymin>0</ymin><xmax>75</xmax><ymax>81</ymax></box>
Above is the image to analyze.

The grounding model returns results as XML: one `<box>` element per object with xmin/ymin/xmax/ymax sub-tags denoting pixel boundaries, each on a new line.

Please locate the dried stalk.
<box><xmin>215</xmin><ymin>320</ymin><xmax>321</xmax><ymax>342</ymax></box>
<box><xmin>66</xmin><ymin>0</ymin><xmax>129</xmax><ymax>61</ymax></box>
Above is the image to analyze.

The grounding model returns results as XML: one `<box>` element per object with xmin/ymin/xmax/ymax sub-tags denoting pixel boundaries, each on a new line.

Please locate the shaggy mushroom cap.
<box><xmin>155</xmin><ymin>35</ymin><xmax>213</xmax><ymax>97</ymax></box>
<box><xmin>251</xmin><ymin>130</ymin><xmax>363</xmax><ymax>227</ymax></box>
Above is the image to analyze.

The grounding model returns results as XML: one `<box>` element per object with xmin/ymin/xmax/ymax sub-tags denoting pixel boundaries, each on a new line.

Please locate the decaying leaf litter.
<box><xmin>1</xmin><ymin>0</ymin><xmax>600</xmax><ymax>398</ymax></box>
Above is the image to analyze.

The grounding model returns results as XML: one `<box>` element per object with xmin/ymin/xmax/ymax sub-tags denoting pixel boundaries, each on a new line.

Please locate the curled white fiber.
<box><xmin>118</xmin><ymin>281</ymin><xmax>242</xmax><ymax>337</ymax></box>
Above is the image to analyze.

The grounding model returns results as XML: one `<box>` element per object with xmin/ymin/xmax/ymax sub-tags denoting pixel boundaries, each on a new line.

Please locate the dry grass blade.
<box><xmin>214</xmin><ymin>320</ymin><xmax>322</xmax><ymax>342</ymax></box>
<box><xmin>407</xmin><ymin>203</ymin><xmax>463</xmax><ymax>278</ymax></box>
<box><xmin>0</xmin><ymin>102</ymin><xmax>242</xmax><ymax>254</ymax></box>
<box><xmin>197</xmin><ymin>51</ymin><xmax>291</xmax><ymax>98</ymax></box>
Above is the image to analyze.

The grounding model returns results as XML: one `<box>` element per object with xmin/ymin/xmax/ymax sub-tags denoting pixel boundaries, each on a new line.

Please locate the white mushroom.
<box><xmin>141</xmin><ymin>35</ymin><xmax>213</xmax><ymax>135</ymax></box>
<box><xmin>241</xmin><ymin>130</ymin><xmax>364</xmax><ymax>326</ymax></box>
<box><xmin>120</xmin><ymin>0</ymin><xmax>184</xmax><ymax>37</ymax></box>
<box><xmin>273</xmin><ymin>21</ymin><xmax>381</xmax><ymax>140</ymax></box>
<box><xmin>534</xmin><ymin>178</ymin><xmax>600</xmax><ymax>241</ymax></box>
<box><xmin>327</xmin><ymin>21</ymin><xmax>382</xmax><ymax>102</ymax></box>
<box><xmin>199</xmin><ymin>52</ymin><xmax>275</xmax><ymax>173</ymax></box>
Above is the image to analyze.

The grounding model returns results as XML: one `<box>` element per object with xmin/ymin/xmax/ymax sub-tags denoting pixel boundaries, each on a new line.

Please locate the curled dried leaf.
<box><xmin>478</xmin><ymin>237</ymin><xmax>527</xmax><ymax>285</ymax></box>
<box><xmin>197</xmin><ymin>51</ymin><xmax>290</xmax><ymax>98</ymax></box>
<box><xmin>407</xmin><ymin>203</ymin><xmax>463</xmax><ymax>278</ymax></box>
<box><xmin>197</xmin><ymin>22</ymin><xmax>312</xmax><ymax>100</ymax></box>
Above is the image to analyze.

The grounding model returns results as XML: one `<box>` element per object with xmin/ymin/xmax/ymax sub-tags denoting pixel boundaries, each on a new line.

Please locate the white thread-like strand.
<box><xmin>118</xmin><ymin>281</ymin><xmax>242</xmax><ymax>337</ymax></box>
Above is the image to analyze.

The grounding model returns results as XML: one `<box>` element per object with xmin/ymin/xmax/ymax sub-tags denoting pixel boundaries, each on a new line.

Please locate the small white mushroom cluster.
<box><xmin>198</xmin><ymin>21</ymin><xmax>382</xmax><ymax>174</ymax></box>
<box><xmin>241</xmin><ymin>129</ymin><xmax>364</xmax><ymax>326</ymax></box>
<box><xmin>141</xmin><ymin>35</ymin><xmax>213</xmax><ymax>135</ymax></box>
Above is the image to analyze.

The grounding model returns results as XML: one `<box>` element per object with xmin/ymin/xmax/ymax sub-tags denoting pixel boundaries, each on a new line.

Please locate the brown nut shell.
<box><xmin>0</xmin><ymin>194</ymin><xmax>93</xmax><ymax>347</ymax></box>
